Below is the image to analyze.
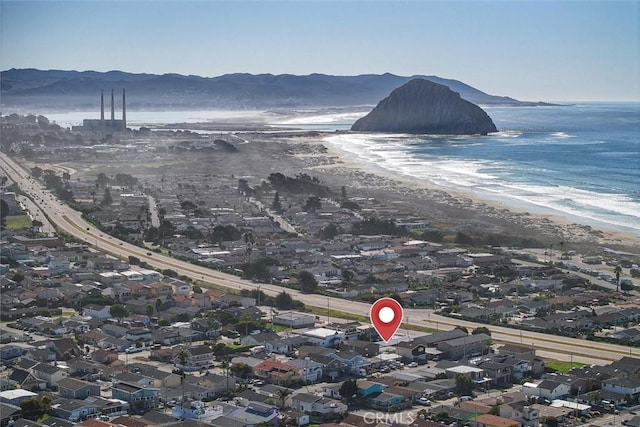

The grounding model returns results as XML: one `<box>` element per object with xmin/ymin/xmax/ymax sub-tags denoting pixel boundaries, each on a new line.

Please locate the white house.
<box><xmin>602</xmin><ymin>378</ymin><xmax>640</xmax><ymax>398</ymax></box>
<box><xmin>82</xmin><ymin>304</ymin><xmax>111</xmax><ymax>320</ymax></box>
<box><xmin>526</xmin><ymin>380</ymin><xmax>571</xmax><ymax>401</ymax></box>
<box><xmin>301</xmin><ymin>328</ymin><xmax>345</xmax><ymax>348</ymax></box>
<box><xmin>287</xmin><ymin>358</ymin><xmax>323</xmax><ymax>383</ymax></box>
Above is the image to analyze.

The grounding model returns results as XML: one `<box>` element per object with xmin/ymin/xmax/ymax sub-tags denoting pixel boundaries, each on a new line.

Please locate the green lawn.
<box><xmin>5</xmin><ymin>214</ymin><xmax>32</xmax><ymax>230</ymax></box>
<box><xmin>545</xmin><ymin>360</ymin><xmax>587</xmax><ymax>374</ymax></box>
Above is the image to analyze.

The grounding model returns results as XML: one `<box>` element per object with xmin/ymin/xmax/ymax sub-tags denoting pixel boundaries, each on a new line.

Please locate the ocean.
<box><xmin>287</xmin><ymin>103</ymin><xmax>640</xmax><ymax>236</ymax></box>
<box><xmin>43</xmin><ymin>103</ymin><xmax>640</xmax><ymax>236</ymax></box>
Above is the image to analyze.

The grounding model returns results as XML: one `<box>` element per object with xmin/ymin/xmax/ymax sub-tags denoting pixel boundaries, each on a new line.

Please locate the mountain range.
<box><xmin>0</xmin><ymin>68</ymin><xmax>553</xmax><ymax>111</ymax></box>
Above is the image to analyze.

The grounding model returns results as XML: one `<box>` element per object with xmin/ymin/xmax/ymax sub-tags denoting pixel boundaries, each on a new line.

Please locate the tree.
<box><xmin>299</xmin><ymin>270</ymin><xmax>318</xmax><ymax>293</ymax></box>
<box><xmin>220</xmin><ymin>360</ymin><xmax>231</xmax><ymax>393</ymax></box>
<box><xmin>31</xmin><ymin>166</ymin><xmax>43</xmax><ymax>179</ymax></box>
<box><xmin>20</xmin><ymin>396</ymin><xmax>51</xmax><ymax>420</ymax></box>
<box><xmin>109</xmin><ymin>304</ymin><xmax>129</xmax><ymax>324</ymax></box>
<box><xmin>303</xmin><ymin>196</ymin><xmax>322</xmax><ymax>212</ymax></box>
<box><xmin>277</xmin><ymin>388</ymin><xmax>292</xmax><ymax>409</ymax></box>
<box><xmin>0</xmin><ymin>199</ymin><xmax>8</xmax><ymax>229</ymax></box>
<box><xmin>229</xmin><ymin>362</ymin><xmax>252</xmax><ymax>378</ymax></box>
<box><xmin>101</xmin><ymin>187</ymin><xmax>113</xmax><ymax>206</ymax></box>
<box><xmin>318</xmin><ymin>223</ymin><xmax>342</xmax><ymax>240</ymax></box>
<box><xmin>341</xmin><ymin>269</ymin><xmax>355</xmax><ymax>284</ymax></box>
<box><xmin>339</xmin><ymin>379</ymin><xmax>359</xmax><ymax>403</ymax></box>
<box><xmin>614</xmin><ymin>265</ymin><xmax>623</xmax><ymax>291</ymax></box>
<box><xmin>472</xmin><ymin>326</ymin><xmax>491</xmax><ymax>336</ymax></box>
<box><xmin>454</xmin><ymin>373</ymin><xmax>474</xmax><ymax>396</ymax></box>
<box><xmin>271</xmin><ymin>191</ymin><xmax>283</xmax><ymax>212</ymax></box>
<box><xmin>146</xmin><ymin>304</ymin><xmax>154</xmax><ymax>316</ymax></box>
<box><xmin>274</xmin><ymin>291</ymin><xmax>294</xmax><ymax>310</ymax></box>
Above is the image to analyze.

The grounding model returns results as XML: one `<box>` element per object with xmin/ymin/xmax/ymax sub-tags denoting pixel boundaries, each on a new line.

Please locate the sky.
<box><xmin>1</xmin><ymin>0</ymin><xmax>638</xmax><ymax>102</ymax></box>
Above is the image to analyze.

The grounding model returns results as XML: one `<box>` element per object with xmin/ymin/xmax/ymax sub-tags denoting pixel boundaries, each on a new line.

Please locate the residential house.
<box><xmin>7</xmin><ymin>368</ymin><xmax>44</xmax><ymax>390</ymax></box>
<box><xmin>33</xmin><ymin>362</ymin><xmax>69</xmax><ymax>388</ymax></box>
<box><xmin>476</xmin><ymin>360</ymin><xmax>513</xmax><ymax>386</ymax></box>
<box><xmin>51</xmin><ymin>398</ymin><xmax>100</xmax><ymax>422</ymax></box>
<box><xmin>436</xmin><ymin>333</ymin><xmax>491</xmax><ymax>360</ymax></box>
<box><xmin>45</xmin><ymin>338</ymin><xmax>82</xmax><ymax>360</ymax></box>
<box><xmin>469</xmin><ymin>413</ymin><xmax>520</xmax><ymax>427</ymax></box>
<box><xmin>415</xmin><ymin>328</ymin><xmax>468</xmax><ymax>347</ymax></box>
<box><xmin>265</xmin><ymin>336</ymin><xmax>309</xmax><ymax>354</ymax></box>
<box><xmin>499</xmin><ymin>401</ymin><xmax>540</xmax><ymax>427</ymax></box>
<box><xmin>290</xmin><ymin>392</ymin><xmax>347</xmax><ymax>421</ymax></box>
<box><xmin>0</xmin><ymin>389</ymin><xmax>39</xmax><ymax>406</ymax></box>
<box><xmin>254</xmin><ymin>360</ymin><xmax>302</xmax><ymax>386</ymax></box>
<box><xmin>528</xmin><ymin>380</ymin><xmax>571</xmax><ymax>401</ymax></box>
<box><xmin>57</xmin><ymin>377</ymin><xmax>101</xmax><ymax>399</ymax></box>
<box><xmin>272</xmin><ymin>311</ymin><xmax>315</xmax><ymax>329</ymax></box>
<box><xmin>0</xmin><ymin>344</ymin><xmax>24</xmax><ymax>361</ymax></box>
<box><xmin>125</xmin><ymin>328</ymin><xmax>152</xmax><ymax>343</ymax></box>
<box><xmin>287</xmin><ymin>358</ymin><xmax>323</xmax><ymax>383</ymax></box>
<box><xmin>190</xmin><ymin>319</ymin><xmax>221</xmax><ymax>338</ymax></box>
<box><xmin>83</xmin><ymin>305</ymin><xmax>111</xmax><ymax>321</ymax></box>
<box><xmin>102</xmin><ymin>324</ymin><xmax>128</xmax><ymax>339</ymax></box>
<box><xmin>240</xmin><ymin>331</ymin><xmax>280</xmax><ymax>347</ymax></box>
<box><xmin>129</xmin><ymin>365</ymin><xmax>182</xmax><ymax>389</ymax></box>
<box><xmin>602</xmin><ymin>377</ymin><xmax>640</xmax><ymax>400</ymax></box>
<box><xmin>356</xmin><ymin>380</ymin><xmax>385</xmax><ymax>398</ymax></box>
<box><xmin>396</xmin><ymin>341</ymin><xmax>427</xmax><ymax>363</ymax></box>
<box><xmin>184</xmin><ymin>373</ymin><xmax>236</xmax><ymax>397</ymax></box>
<box><xmin>91</xmin><ymin>349</ymin><xmax>119</xmax><ymax>365</ymax></box>
<box><xmin>301</xmin><ymin>328</ymin><xmax>345</xmax><ymax>347</ymax></box>
<box><xmin>340</xmin><ymin>340</ymin><xmax>380</xmax><ymax>358</ymax></box>
<box><xmin>111</xmin><ymin>381</ymin><xmax>160</xmax><ymax>411</ymax></box>
<box><xmin>173</xmin><ymin>345</ymin><xmax>215</xmax><ymax>372</ymax></box>
<box><xmin>367</xmin><ymin>391</ymin><xmax>412</xmax><ymax>411</ymax></box>
<box><xmin>225</xmin><ymin>402</ymin><xmax>279</xmax><ymax>425</ymax></box>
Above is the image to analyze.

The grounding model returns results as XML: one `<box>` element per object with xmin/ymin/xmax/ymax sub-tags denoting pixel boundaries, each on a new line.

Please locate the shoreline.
<box><xmin>286</xmin><ymin>132</ymin><xmax>639</xmax><ymax>252</ymax></box>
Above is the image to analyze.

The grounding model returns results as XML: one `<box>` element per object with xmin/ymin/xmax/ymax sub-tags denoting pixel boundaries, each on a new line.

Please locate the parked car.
<box><xmin>408</xmin><ymin>361</ymin><xmax>419</xmax><ymax>368</ymax></box>
<box><xmin>418</xmin><ymin>397</ymin><xmax>431</xmax><ymax>406</ymax></box>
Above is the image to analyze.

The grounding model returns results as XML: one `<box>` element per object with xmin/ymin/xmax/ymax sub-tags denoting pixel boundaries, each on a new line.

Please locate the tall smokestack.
<box><xmin>111</xmin><ymin>89</ymin><xmax>115</xmax><ymax>122</ymax></box>
<box><xmin>122</xmin><ymin>88</ymin><xmax>127</xmax><ymax>130</ymax></box>
<box><xmin>100</xmin><ymin>90</ymin><xmax>104</xmax><ymax>121</ymax></box>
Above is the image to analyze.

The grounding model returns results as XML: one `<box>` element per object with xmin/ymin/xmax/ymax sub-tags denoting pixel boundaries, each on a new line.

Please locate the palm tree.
<box><xmin>277</xmin><ymin>388</ymin><xmax>292</xmax><ymax>409</ymax></box>
<box><xmin>220</xmin><ymin>360</ymin><xmax>230</xmax><ymax>394</ymax></box>
<box><xmin>614</xmin><ymin>265</ymin><xmax>623</xmax><ymax>292</ymax></box>
<box><xmin>176</xmin><ymin>348</ymin><xmax>190</xmax><ymax>410</ymax></box>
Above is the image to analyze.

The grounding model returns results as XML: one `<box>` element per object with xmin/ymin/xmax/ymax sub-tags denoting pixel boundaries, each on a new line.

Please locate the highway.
<box><xmin>0</xmin><ymin>151</ymin><xmax>635</xmax><ymax>365</ymax></box>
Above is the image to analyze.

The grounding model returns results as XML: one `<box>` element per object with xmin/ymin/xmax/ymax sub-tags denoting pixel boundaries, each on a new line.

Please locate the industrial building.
<box><xmin>72</xmin><ymin>89</ymin><xmax>127</xmax><ymax>133</ymax></box>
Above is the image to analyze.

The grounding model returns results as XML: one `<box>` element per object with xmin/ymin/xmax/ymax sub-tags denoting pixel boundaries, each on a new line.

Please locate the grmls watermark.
<box><xmin>362</xmin><ymin>412</ymin><xmax>420</xmax><ymax>425</ymax></box>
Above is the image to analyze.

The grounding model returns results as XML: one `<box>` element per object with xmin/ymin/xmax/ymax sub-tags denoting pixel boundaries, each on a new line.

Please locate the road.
<box><xmin>0</xmin><ymin>151</ymin><xmax>635</xmax><ymax>366</ymax></box>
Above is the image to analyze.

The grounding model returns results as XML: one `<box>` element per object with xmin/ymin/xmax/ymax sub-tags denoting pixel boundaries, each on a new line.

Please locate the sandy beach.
<box><xmin>226</xmin><ymin>130</ymin><xmax>639</xmax><ymax>254</ymax></box>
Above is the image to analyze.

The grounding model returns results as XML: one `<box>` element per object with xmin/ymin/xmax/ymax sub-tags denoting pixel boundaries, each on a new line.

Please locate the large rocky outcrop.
<box><xmin>351</xmin><ymin>78</ymin><xmax>498</xmax><ymax>135</ymax></box>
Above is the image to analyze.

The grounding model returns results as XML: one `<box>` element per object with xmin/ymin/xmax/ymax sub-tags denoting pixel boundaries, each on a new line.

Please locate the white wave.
<box><xmin>323</xmin><ymin>132</ymin><xmax>640</xmax><ymax>234</ymax></box>
<box><xmin>272</xmin><ymin>111</ymin><xmax>368</xmax><ymax>125</ymax></box>
<box><xmin>549</xmin><ymin>131</ymin><xmax>575</xmax><ymax>139</ymax></box>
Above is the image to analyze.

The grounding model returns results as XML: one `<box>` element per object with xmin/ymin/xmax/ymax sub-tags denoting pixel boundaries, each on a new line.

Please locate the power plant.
<box><xmin>72</xmin><ymin>89</ymin><xmax>127</xmax><ymax>133</ymax></box>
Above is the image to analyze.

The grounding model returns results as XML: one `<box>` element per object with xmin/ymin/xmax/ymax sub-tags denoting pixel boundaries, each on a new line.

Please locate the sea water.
<box><xmin>320</xmin><ymin>103</ymin><xmax>640</xmax><ymax>235</ymax></box>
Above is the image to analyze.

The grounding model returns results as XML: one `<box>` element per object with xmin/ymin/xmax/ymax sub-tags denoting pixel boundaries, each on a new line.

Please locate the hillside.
<box><xmin>0</xmin><ymin>68</ymin><xmax>553</xmax><ymax>111</ymax></box>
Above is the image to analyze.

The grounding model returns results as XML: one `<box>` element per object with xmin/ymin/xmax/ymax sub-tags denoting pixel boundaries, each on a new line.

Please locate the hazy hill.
<box><xmin>0</xmin><ymin>68</ymin><xmax>551</xmax><ymax>111</ymax></box>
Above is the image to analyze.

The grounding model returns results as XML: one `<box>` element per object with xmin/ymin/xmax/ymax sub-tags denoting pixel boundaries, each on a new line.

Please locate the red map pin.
<box><xmin>370</xmin><ymin>297</ymin><xmax>404</xmax><ymax>343</ymax></box>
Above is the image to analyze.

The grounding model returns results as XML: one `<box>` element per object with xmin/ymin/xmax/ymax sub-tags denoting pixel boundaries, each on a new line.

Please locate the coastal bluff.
<box><xmin>351</xmin><ymin>78</ymin><xmax>498</xmax><ymax>135</ymax></box>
